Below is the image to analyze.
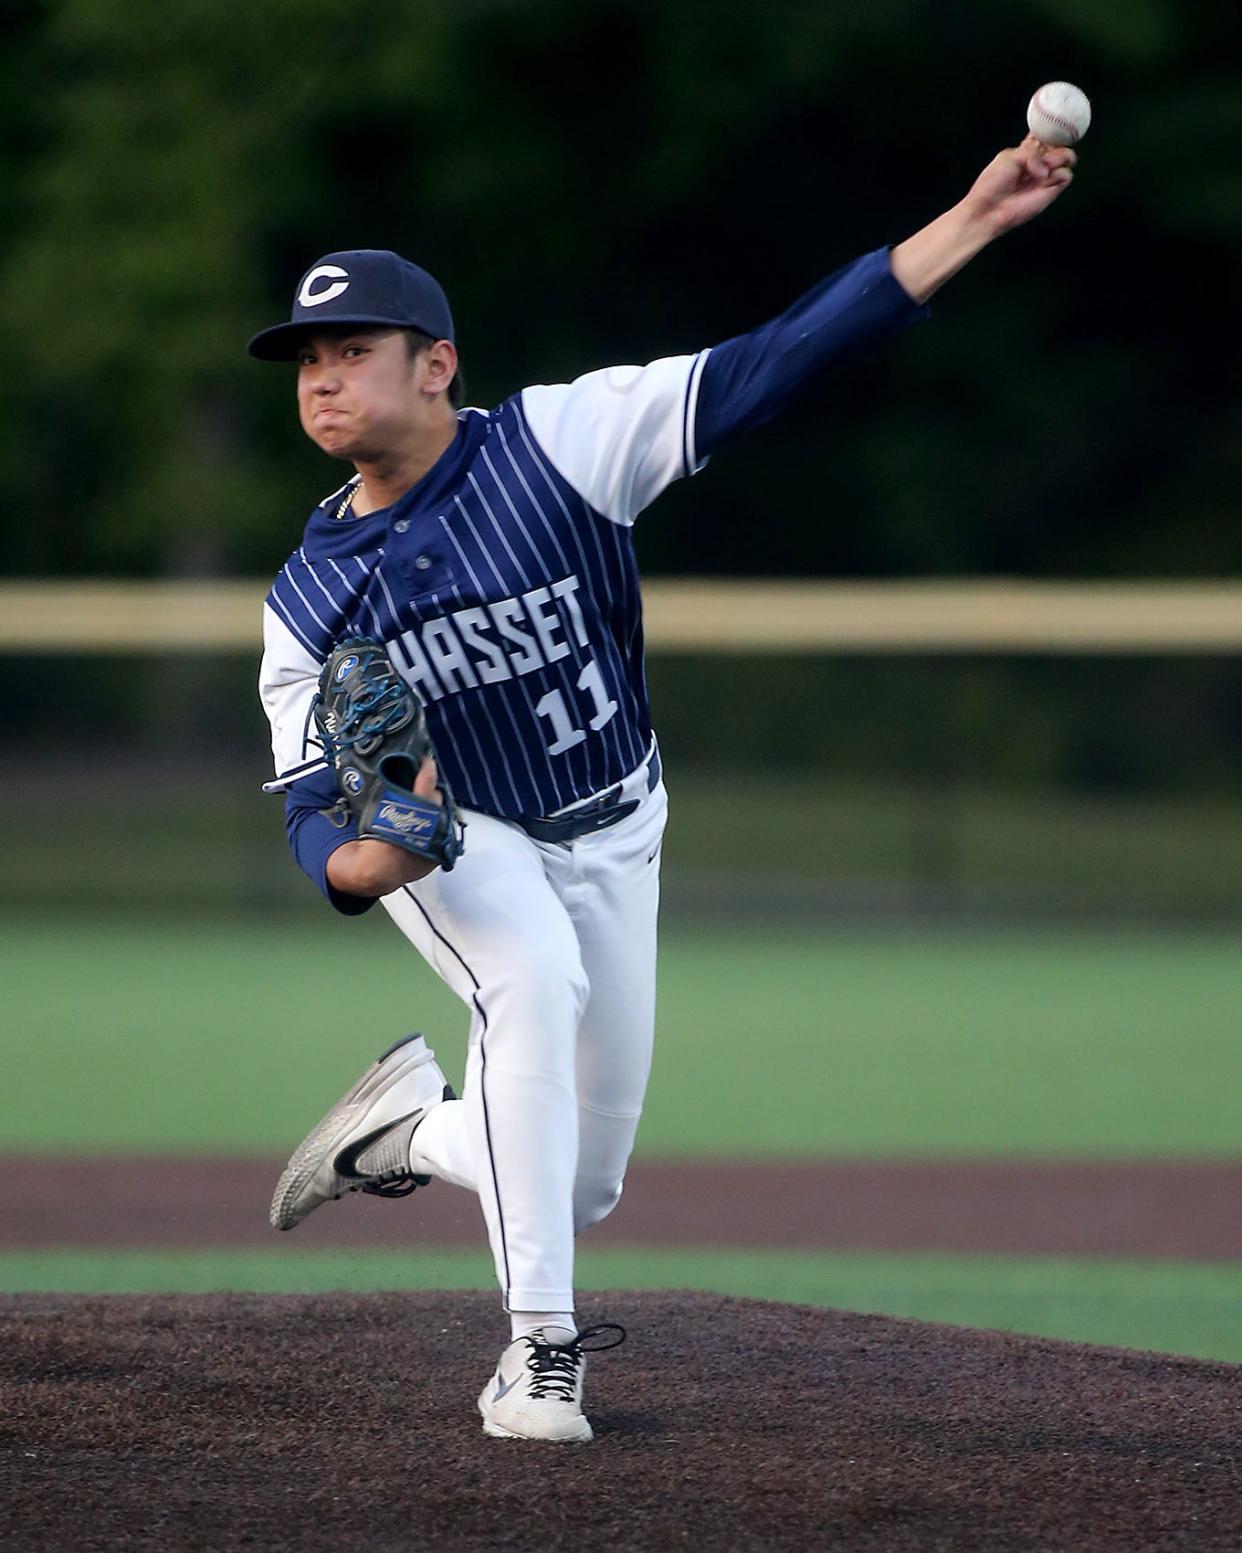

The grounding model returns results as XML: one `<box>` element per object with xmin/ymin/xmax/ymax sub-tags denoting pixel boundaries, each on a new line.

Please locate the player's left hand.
<box><xmin>326</xmin><ymin>758</ymin><xmax>453</xmax><ymax>897</ymax></box>
<box><xmin>315</xmin><ymin>636</ymin><xmax>465</xmax><ymax>882</ymax></box>
<box><xmin>964</xmin><ymin>135</ymin><xmax>1076</xmax><ymax>235</ymax></box>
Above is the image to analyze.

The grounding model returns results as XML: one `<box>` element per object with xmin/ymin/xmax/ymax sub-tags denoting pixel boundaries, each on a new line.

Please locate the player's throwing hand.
<box><xmin>965</xmin><ymin>135</ymin><xmax>1077</xmax><ymax>236</ymax></box>
<box><xmin>892</xmin><ymin>127</ymin><xmax>1079</xmax><ymax>304</ymax></box>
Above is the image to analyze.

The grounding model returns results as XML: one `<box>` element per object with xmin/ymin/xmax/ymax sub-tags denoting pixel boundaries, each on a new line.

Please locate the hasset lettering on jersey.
<box><xmin>388</xmin><ymin>574</ymin><xmax>591</xmax><ymax>703</ymax></box>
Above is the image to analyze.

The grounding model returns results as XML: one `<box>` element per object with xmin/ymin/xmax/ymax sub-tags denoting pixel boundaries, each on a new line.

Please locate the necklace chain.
<box><xmin>334</xmin><ymin>479</ymin><xmax>362</xmax><ymax>522</ymax></box>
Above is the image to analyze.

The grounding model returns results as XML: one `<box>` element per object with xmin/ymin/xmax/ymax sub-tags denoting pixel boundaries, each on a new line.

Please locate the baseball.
<box><xmin>1026</xmin><ymin>81</ymin><xmax>1091</xmax><ymax>146</ymax></box>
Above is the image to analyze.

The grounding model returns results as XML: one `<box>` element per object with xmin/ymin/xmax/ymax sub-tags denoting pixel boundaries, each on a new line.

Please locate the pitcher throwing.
<box><xmin>254</xmin><ymin>133</ymin><xmax>1076</xmax><ymax>1442</ymax></box>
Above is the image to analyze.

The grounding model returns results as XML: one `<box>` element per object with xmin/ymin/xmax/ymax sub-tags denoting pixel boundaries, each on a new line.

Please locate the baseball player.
<box><xmin>255</xmin><ymin>136</ymin><xmax>1075</xmax><ymax>1443</ymax></box>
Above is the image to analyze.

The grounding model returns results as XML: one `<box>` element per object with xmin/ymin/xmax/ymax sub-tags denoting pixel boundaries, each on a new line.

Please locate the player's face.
<box><xmin>295</xmin><ymin>330</ymin><xmax>443</xmax><ymax>461</ymax></box>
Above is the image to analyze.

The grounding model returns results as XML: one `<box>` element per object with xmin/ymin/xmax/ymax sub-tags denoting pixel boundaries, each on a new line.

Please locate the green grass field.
<box><xmin>6</xmin><ymin>914</ymin><xmax>1241</xmax><ymax>1360</ymax></box>
<box><xmin>7</xmin><ymin>1249</ymin><xmax>1242</xmax><ymax>1364</ymax></box>
<box><xmin>6</xmin><ymin>916</ymin><xmax>1240</xmax><ymax>1156</ymax></box>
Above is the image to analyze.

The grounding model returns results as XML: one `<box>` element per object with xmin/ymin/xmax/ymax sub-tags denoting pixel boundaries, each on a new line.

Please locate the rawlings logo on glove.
<box><xmin>377</xmin><ymin>800</ymin><xmax>431</xmax><ymax>834</ymax></box>
<box><xmin>314</xmin><ymin>638</ymin><xmax>464</xmax><ymax>871</ymax></box>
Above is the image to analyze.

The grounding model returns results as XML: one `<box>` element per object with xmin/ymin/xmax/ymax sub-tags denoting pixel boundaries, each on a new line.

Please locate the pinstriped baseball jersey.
<box><xmin>261</xmin><ymin>351</ymin><xmax>709</xmax><ymax>819</ymax></box>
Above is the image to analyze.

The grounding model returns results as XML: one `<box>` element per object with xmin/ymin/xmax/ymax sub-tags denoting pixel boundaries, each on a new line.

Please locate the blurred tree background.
<box><xmin>4</xmin><ymin>0</ymin><xmax>1242</xmax><ymax>918</ymax></box>
<box><xmin>5</xmin><ymin>0</ymin><xmax>1240</xmax><ymax>582</ymax></box>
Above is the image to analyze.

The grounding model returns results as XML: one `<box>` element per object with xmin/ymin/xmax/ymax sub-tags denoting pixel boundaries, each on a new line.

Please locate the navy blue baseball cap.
<box><xmin>247</xmin><ymin>249</ymin><xmax>454</xmax><ymax>360</ymax></box>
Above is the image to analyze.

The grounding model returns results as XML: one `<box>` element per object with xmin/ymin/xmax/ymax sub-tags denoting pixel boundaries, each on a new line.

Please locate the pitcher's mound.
<box><xmin>3</xmin><ymin>1290</ymin><xmax>1237</xmax><ymax>1552</ymax></box>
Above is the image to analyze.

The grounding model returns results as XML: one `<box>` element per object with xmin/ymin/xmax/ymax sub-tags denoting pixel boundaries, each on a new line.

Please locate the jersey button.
<box><xmin>393</xmin><ymin>518</ymin><xmax>411</xmax><ymax>534</ymax></box>
<box><xmin>414</xmin><ymin>555</ymin><xmax>432</xmax><ymax>571</ymax></box>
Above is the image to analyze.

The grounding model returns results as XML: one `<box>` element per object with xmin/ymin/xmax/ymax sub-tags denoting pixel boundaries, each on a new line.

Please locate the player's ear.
<box><xmin>417</xmin><ymin>338</ymin><xmax>459</xmax><ymax>399</ymax></box>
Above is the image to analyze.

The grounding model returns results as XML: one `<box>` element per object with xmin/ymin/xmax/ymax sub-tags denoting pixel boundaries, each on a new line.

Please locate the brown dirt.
<box><xmin>3</xmin><ymin>1290</ymin><xmax>1240</xmax><ymax>1553</ymax></box>
<box><xmin>6</xmin><ymin>1155</ymin><xmax>1242</xmax><ymax>1259</ymax></box>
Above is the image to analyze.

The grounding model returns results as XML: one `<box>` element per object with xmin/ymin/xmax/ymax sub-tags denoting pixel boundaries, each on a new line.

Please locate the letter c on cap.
<box><xmin>299</xmin><ymin>265</ymin><xmax>350</xmax><ymax>308</ymax></box>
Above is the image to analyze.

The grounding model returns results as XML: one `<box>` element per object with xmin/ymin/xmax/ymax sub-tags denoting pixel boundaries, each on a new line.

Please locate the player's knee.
<box><xmin>491</xmin><ymin>946</ymin><xmax>588</xmax><ymax>1026</ymax></box>
<box><xmin>573</xmin><ymin>1171</ymin><xmax>624</xmax><ymax>1235</ymax></box>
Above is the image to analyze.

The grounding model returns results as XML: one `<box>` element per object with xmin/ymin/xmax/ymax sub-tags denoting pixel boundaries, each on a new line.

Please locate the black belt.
<box><xmin>516</xmin><ymin>748</ymin><xmax>661</xmax><ymax>844</ymax></box>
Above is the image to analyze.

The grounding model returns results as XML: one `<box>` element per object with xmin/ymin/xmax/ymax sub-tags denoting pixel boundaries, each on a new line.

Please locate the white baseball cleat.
<box><xmin>477</xmin><ymin>1324</ymin><xmax>626</xmax><ymax>1443</ymax></box>
<box><xmin>269</xmin><ymin>1032</ymin><xmax>454</xmax><ymax>1231</ymax></box>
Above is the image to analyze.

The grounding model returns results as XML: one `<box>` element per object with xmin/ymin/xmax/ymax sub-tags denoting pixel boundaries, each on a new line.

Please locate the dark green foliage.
<box><xmin>5</xmin><ymin>0</ymin><xmax>1241</xmax><ymax>580</ymax></box>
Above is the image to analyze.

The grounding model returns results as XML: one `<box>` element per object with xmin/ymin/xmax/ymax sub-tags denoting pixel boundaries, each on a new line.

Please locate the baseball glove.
<box><xmin>314</xmin><ymin>638</ymin><xmax>464</xmax><ymax>871</ymax></box>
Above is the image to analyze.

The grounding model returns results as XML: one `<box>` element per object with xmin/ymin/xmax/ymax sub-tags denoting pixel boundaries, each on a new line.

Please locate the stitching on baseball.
<box><xmin>1033</xmin><ymin>90</ymin><xmax>1081</xmax><ymax>142</ymax></box>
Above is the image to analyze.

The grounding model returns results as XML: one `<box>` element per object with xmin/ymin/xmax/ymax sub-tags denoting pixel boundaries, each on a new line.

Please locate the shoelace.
<box><xmin>524</xmin><ymin>1323</ymin><xmax>627</xmax><ymax>1402</ymax></box>
<box><xmin>360</xmin><ymin>1175</ymin><xmax>427</xmax><ymax>1199</ymax></box>
<box><xmin>353</xmin><ymin>1148</ymin><xmax>431</xmax><ymax>1200</ymax></box>
<box><xmin>333</xmin><ymin>1174</ymin><xmax>427</xmax><ymax>1203</ymax></box>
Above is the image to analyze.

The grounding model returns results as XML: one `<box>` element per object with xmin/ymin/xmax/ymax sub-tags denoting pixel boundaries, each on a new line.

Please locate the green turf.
<box><xmin>5</xmin><ymin>916</ymin><xmax>1241</xmax><ymax>1156</ymax></box>
<box><xmin>648</xmin><ymin>925</ymin><xmax>1242</xmax><ymax>1156</ymax></box>
<box><xmin>5</xmin><ymin>1248</ymin><xmax>1241</xmax><ymax>1364</ymax></box>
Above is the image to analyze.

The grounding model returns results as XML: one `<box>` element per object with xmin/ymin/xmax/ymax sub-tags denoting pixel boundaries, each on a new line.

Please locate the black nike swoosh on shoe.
<box><xmin>334</xmin><ymin>1111</ymin><xmax>422</xmax><ymax>1180</ymax></box>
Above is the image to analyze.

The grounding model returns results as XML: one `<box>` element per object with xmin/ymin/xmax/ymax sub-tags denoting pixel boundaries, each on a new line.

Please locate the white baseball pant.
<box><xmin>380</xmin><ymin>753</ymin><xmax>667</xmax><ymax>1312</ymax></box>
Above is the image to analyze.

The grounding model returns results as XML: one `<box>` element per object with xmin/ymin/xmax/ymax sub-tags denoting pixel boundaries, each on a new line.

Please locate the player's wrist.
<box><xmin>891</xmin><ymin>201</ymin><xmax>997</xmax><ymax>305</ymax></box>
<box><xmin>944</xmin><ymin>194</ymin><xmax>1006</xmax><ymax>251</ymax></box>
<box><xmin>327</xmin><ymin>837</ymin><xmax>437</xmax><ymax>897</ymax></box>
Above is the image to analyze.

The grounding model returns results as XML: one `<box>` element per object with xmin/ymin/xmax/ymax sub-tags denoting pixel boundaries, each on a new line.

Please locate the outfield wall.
<box><xmin>5</xmin><ymin>580</ymin><xmax>1240</xmax><ymax>921</ymax></box>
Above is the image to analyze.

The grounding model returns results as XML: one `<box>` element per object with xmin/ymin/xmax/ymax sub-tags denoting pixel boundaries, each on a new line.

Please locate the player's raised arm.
<box><xmin>521</xmin><ymin>99</ymin><xmax>1083</xmax><ymax>521</ymax></box>
<box><xmin>890</xmin><ymin>135</ymin><xmax>1077</xmax><ymax>305</ymax></box>
<box><xmin>692</xmin><ymin>111</ymin><xmax>1081</xmax><ymax>460</ymax></box>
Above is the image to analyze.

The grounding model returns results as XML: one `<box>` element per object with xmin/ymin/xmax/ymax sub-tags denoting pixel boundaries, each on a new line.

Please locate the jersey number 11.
<box><xmin>535</xmin><ymin>658</ymin><xmax>619</xmax><ymax>755</ymax></box>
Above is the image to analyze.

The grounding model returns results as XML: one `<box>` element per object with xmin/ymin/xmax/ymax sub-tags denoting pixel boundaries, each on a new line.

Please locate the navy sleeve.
<box><xmin>695</xmin><ymin>247</ymin><xmax>930</xmax><ymax>458</ymax></box>
<box><xmin>284</xmin><ymin>767</ymin><xmax>377</xmax><ymax>917</ymax></box>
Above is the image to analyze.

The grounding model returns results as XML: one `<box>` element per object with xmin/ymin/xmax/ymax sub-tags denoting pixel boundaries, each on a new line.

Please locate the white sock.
<box><xmin>407</xmin><ymin>1099</ymin><xmax>477</xmax><ymax>1191</ymax></box>
<box><xmin>510</xmin><ymin>1311</ymin><xmax>576</xmax><ymax>1344</ymax></box>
